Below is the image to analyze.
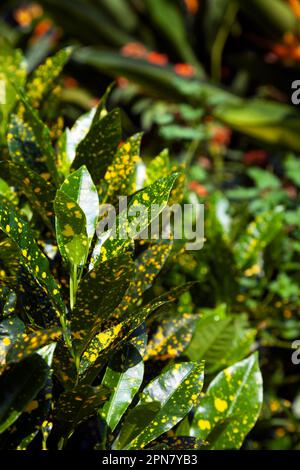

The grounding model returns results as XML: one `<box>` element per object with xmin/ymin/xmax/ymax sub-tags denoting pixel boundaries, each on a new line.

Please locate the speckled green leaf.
<box><xmin>115</xmin><ymin>361</ymin><xmax>204</xmax><ymax>450</ymax></box>
<box><xmin>17</xmin><ymin>266</ymin><xmax>59</xmax><ymax>329</ymax></box>
<box><xmin>5</xmin><ymin>162</ymin><xmax>55</xmax><ymax>230</ymax></box>
<box><xmin>6</xmin><ymin>328</ymin><xmax>61</xmax><ymax>364</ymax></box>
<box><xmin>0</xmin><ymin>200</ymin><xmax>64</xmax><ymax>315</ymax></box>
<box><xmin>96</xmin><ymin>173</ymin><xmax>178</xmax><ymax>263</ymax></box>
<box><xmin>113</xmin><ymin>241</ymin><xmax>172</xmax><ymax>320</ymax></box>
<box><xmin>0</xmin><ymin>315</ymin><xmax>25</xmax><ymax>372</ymax></box>
<box><xmin>145</xmin><ymin>312</ymin><xmax>197</xmax><ymax>361</ymax></box>
<box><xmin>54</xmin><ymin>165</ymin><xmax>99</xmax><ymax>267</ymax></box>
<box><xmin>79</xmin><ymin>300</ymin><xmax>164</xmax><ymax>381</ymax></box>
<box><xmin>101</xmin><ymin>133</ymin><xmax>142</xmax><ymax>202</ymax></box>
<box><xmin>190</xmin><ymin>353</ymin><xmax>263</xmax><ymax>449</ymax></box>
<box><xmin>71</xmin><ymin>109</ymin><xmax>122</xmax><ymax>185</ymax></box>
<box><xmin>0</xmin><ymin>354</ymin><xmax>49</xmax><ymax>434</ymax></box>
<box><xmin>145</xmin><ymin>150</ymin><xmax>171</xmax><ymax>186</ymax></box>
<box><xmin>53</xmin><ymin>341</ymin><xmax>77</xmax><ymax>390</ymax></box>
<box><xmin>0</xmin><ymin>45</ymin><xmax>26</xmax><ymax>142</ymax></box>
<box><xmin>234</xmin><ymin>210</ymin><xmax>283</xmax><ymax>271</ymax></box>
<box><xmin>55</xmin><ymin>384</ymin><xmax>110</xmax><ymax>437</ymax></box>
<box><xmin>101</xmin><ymin>342</ymin><xmax>144</xmax><ymax>432</ymax></box>
<box><xmin>26</xmin><ymin>48</ymin><xmax>72</xmax><ymax>109</ymax></box>
<box><xmin>71</xmin><ymin>254</ymin><xmax>134</xmax><ymax>354</ymax></box>
<box><xmin>7</xmin><ymin>92</ymin><xmax>60</xmax><ymax>185</ymax></box>
<box><xmin>149</xmin><ymin>436</ymin><xmax>203</xmax><ymax>450</ymax></box>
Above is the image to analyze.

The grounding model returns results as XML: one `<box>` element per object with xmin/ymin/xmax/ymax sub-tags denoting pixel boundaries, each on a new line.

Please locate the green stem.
<box><xmin>70</xmin><ymin>263</ymin><xmax>78</xmax><ymax>311</ymax></box>
<box><xmin>211</xmin><ymin>1</ymin><xmax>239</xmax><ymax>83</ymax></box>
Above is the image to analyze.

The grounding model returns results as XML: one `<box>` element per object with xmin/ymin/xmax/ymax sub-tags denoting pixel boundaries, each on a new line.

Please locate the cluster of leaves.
<box><xmin>2</xmin><ymin>0</ymin><xmax>300</xmax><ymax>451</ymax></box>
<box><xmin>0</xmin><ymin>47</ymin><xmax>263</xmax><ymax>450</ymax></box>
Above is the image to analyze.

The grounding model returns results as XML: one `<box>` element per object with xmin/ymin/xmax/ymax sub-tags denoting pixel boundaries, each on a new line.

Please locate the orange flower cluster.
<box><xmin>121</xmin><ymin>42</ymin><xmax>196</xmax><ymax>77</ymax></box>
<box><xmin>184</xmin><ymin>0</ymin><xmax>200</xmax><ymax>14</ymax></box>
<box><xmin>14</xmin><ymin>3</ymin><xmax>43</xmax><ymax>27</ymax></box>
<box><xmin>272</xmin><ymin>32</ymin><xmax>300</xmax><ymax>61</ymax></box>
<box><xmin>211</xmin><ymin>125</ymin><xmax>232</xmax><ymax>147</ymax></box>
<box><xmin>188</xmin><ymin>181</ymin><xmax>208</xmax><ymax>197</ymax></box>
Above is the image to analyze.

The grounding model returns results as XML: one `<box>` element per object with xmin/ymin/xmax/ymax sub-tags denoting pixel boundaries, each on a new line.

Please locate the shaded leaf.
<box><xmin>71</xmin><ymin>253</ymin><xmax>134</xmax><ymax>354</ymax></box>
<box><xmin>8</xmin><ymin>91</ymin><xmax>60</xmax><ymax>185</ymax></box>
<box><xmin>6</xmin><ymin>328</ymin><xmax>61</xmax><ymax>364</ymax></box>
<box><xmin>5</xmin><ymin>162</ymin><xmax>55</xmax><ymax>230</ymax></box>
<box><xmin>0</xmin><ymin>354</ymin><xmax>49</xmax><ymax>434</ymax></box>
<box><xmin>55</xmin><ymin>384</ymin><xmax>110</xmax><ymax>437</ymax></box>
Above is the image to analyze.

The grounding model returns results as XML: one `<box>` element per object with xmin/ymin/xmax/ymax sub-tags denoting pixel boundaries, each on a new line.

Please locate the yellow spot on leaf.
<box><xmin>62</xmin><ymin>224</ymin><xmax>74</xmax><ymax>237</ymax></box>
<box><xmin>198</xmin><ymin>419</ymin><xmax>211</xmax><ymax>431</ymax></box>
<box><xmin>214</xmin><ymin>398</ymin><xmax>228</xmax><ymax>413</ymax></box>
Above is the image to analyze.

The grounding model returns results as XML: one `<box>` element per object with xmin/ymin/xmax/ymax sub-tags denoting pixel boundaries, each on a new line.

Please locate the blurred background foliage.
<box><xmin>1</xmin><ymin>0</ymin><xmax>300</xmax><ymax>449</ymax></box>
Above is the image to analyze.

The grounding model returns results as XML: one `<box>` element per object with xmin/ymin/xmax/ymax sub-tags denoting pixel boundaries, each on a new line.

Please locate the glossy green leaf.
<box><xmin>190</xmin><ymin>354</ymin><xmax>263</xmax><ymax>449</ymax></box>
<box><xmin>54</xmin><ymin>165</ymin><xmax>99</xmax><ymax>267</ymax></box>
<box><xmin>97</xmin><ymin>173</ymin><xmax>178</xmax><ymax>263</ymax></box>
<box><xmin>0</xmin><ymin>45</ymin><xmax>26</xmax><ymax>141</ymax></box>
<box><xmin>71</xmin><ymin>254</ymin><xmax>134</xmax><ymax>354</ymax></box>
<box><xmin>0</xmin><ymin>199</ymin><xmax>64</xmax><ymax>316</ymax></box>
<box><xmin>57</xmin><ymin>107</ymin><xmax>96</xmax><ymax>174</ymax></box>
<box><xmin>101</xmin><ymin>342</ymin><xmax>144</xmax><ymax>432</ymax></box>
<box><xmin>115</xmin><ymin>361</ymin><xmax>204</xmax><ymax>450</ymax></box>
<box><xmin>0</xmin><ymin>354</ymin><xmax>49</xmax><ymax>434</ymax></box>
<box><xmin>71</xmin><ymin>109</ymin><xmax>122</xmax><ymax>185</ymax></box>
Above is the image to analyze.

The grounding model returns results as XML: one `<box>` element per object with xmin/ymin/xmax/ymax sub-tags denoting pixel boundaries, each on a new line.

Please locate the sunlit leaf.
<box><xmin>101</xmin><ymin>342</ymin><xmax>144</xmax><ymax>432</ymax></box>
<box><xmin>190</xmin><ymin>354</ymin><xmax>263</xmax><ymax>449</ymax></box>
<box><xmin>115</xmin><ymin>361</ymin><xmax>204</xmax><ymax>449</ymax></box>
<box><xmin>54</xmin><ymin>165</ymin><xmax>99</xmax><ymax>267</ymax></box>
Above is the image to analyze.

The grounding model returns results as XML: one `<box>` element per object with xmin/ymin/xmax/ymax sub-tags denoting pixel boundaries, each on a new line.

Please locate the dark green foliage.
<box><xmin>0</xmin><ymin>47</ymin><xmax>263</xmax><ymax>451</ymax></box>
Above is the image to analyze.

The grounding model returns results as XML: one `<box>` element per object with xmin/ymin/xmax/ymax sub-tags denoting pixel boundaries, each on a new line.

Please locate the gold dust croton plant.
<box><xmin>0</xmin><ymin>47</ymin><xmax>262</xmax><ymax>450</ymax></box>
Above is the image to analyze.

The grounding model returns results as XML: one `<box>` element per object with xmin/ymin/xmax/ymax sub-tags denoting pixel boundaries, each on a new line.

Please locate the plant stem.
<box><xmin>70</xmin><ymin>263</ymin><xmax>78</xmax><ymax>311</ymax></box>
<box><xmin>211</xmin><ymin>1</ymin><xmax>238</xmax><ymax>83</ymax></box>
